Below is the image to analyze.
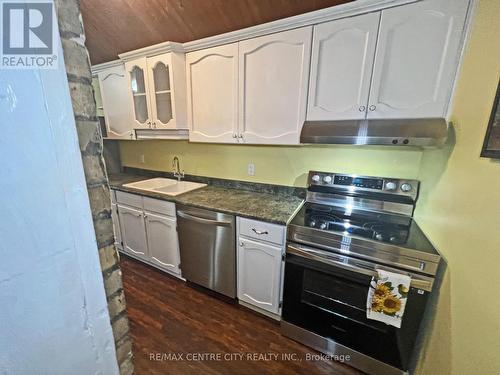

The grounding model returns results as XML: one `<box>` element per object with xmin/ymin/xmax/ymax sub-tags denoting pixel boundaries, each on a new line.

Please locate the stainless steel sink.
<box><xmin>123</xmin><ymin>178</ymin><xmax>207</xmax><ymax>196</ymax></box>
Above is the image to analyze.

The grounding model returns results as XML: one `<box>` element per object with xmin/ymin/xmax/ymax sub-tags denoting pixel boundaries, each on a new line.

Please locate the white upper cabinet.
<box><xmin>125</xmin><ymin>53</ymin><xmax>187</xmax><ymax>130</ymax></box>
<box><xmin>125</xmin><ymin>57</ymin><xmax>151</xmax><ymax>128</ymax></box>
<box><xmin>95</xmin><ymin>64</ymin><xmax>135</xmax><ymax>139</ymax></box>
<box><xmin>238</xmin><ymin>27</ymin><xmax>312</xmax><ymax>144</ymax></box>
<box><xmin>186</xmin><ymin>43</ymin><xmax>239</xmax><ymax>143</ymax></box>
<box><xmin>367</xmin><ymin>0</ymin><xmax>470</xmax><ymax>119</ymax></box>
<box><xmin>307</xmin><ymin>13</ymin><xmax>380</xmax><ymax>121</ymax></box>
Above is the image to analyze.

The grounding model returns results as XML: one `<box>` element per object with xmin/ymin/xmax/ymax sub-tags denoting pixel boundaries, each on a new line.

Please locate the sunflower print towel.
<box><xmin>366</xmin><ymin>269</ymin><xmax>411</xmax><ymax>328</ymax></box>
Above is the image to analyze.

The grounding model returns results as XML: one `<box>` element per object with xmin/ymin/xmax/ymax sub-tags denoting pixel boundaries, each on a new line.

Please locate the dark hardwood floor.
<box><xmin>120</xmin><ymin>255</ymin><xmax>363</xmax><ymax>375</ymax></box>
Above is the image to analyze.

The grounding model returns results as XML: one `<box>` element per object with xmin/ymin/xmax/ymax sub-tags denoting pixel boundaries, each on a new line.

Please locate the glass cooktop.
<box><xmin>290</xmin><ymin>203</ymin><xmax>438</xmax><ymax>254</ymax></box>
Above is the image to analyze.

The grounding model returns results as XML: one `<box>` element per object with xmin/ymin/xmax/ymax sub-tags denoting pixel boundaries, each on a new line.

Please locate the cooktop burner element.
<box><xmin>305</xmin><ymin>207</ymin><xmax>409</xmax><ymax>245</ymax></box>
<box><xmin>303</xmin><ymin>203</ymin><xmax>411</xmax><ymax>245</ymax></box>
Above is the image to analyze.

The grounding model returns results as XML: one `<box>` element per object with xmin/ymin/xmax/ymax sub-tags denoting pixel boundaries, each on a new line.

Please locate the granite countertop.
<box><xmin>108</xmin><ymin>173</ymin><xmax>304</xmax><ymax>225</ymax></box>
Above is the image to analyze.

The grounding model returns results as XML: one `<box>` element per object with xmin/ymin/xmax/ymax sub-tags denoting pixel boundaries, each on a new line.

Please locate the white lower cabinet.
<box><xmin>113</xmin><ymin>190</ymin><xmax>181</xmax><ymax>277</ymax></box>
<box><xmin>238</xmin><ymin>238</ymin><xmax>282</xmax><ymax>314</ymax></box>
<box><xmin>145</xmin><ymin>212</ymin><xmax>181</xmax><ymax>275</ymax></box>
<box><xmin>237</xmin><ymin>217</ymin><xmax>285</xmax><ymax>317</ymax></box>
<box><xmin>118</xmin><ymin>205</ymin><xmax>148</xmax><ymax>260</ymax></box>
<box><xmin>111</xmin><ymin>202</ymin><xmax>123</xmax><ymax>250</ymax></box>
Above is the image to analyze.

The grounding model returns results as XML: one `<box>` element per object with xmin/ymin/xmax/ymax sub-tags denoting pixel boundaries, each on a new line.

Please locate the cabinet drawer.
<box><xmin>143</xmin><ymin>197</ymin><xmax>176</xmax><ymax>217</ymax></box>
<box><xmin>238</xmin><ymin>217</ymin><xmax>285</xmax><ymax>245</ymax></box>
<box><xmin>115</xmin><ymin>190</ymin><xmax>143</xmax><ymax>208</ymax></box>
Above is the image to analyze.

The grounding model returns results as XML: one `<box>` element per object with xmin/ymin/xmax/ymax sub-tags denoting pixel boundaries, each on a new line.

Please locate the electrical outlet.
<box><xmin>247</xmin><ymin>163</ymin><xmax>255</xmax><ymax>176</ymax></box>
<box><xmin>140</xmin><ymin>154</ymin><xmax>145</xmax><ymax>164</ymax></box>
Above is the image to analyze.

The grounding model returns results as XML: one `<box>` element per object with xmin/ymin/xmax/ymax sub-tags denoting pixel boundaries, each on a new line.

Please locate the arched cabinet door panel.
<box><xmin>145</xmin><ymin>212</ymin><xmax>180</xmax><ymax>275</ymax></box>
<box><xmin>186</xmin><ymin>43</ymin><xmax>239</xmax><ymax>143</ymax></box>
<box><xmin>367</xmin><ymin>0</ymin><xmax>470</xmax><ymax>119</ymax></box>
<box><xmin>96</xmin><ymin>64</ymin><xmax>134</xmax><ymax>139</ymax></box>
<box><xmin>117</xmin><ymin>204</ymin><xmax>148</xmax><ymax>260</ymax></box>
<box><xmin>238</xmin><ymin>27</ymin><xmax>312</xmax><ymax>145</ymax></box>
<box><xmin>237</xmin><ymin>237</ymin><xmax>282</xmax><ymax>314</ymax></box>
<box><xmin>147</xmin><ymin>56</ymin><xmax>175</xmax><ymax>128</ymax></box>
<box><xmin>307</xmin><ymin>12</ymin><xmax>380</xmax><ymax>121</ymax></box>
<box><xmin>125</xmin><ymin>57</ymin><xmax>152</xmax><ymax>128</ymax></box>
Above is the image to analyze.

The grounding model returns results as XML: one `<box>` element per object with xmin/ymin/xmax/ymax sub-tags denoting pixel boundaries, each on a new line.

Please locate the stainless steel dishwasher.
<box><xmin>176</xmin><ymin>205</ymin><xmax>236</xmax><ymax>298</ymax></box>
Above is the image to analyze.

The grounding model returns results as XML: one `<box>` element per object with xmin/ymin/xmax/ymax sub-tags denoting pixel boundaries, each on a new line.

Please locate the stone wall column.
<box><xmin>53</xmin><ymin>1</ymin><xmax>134</xmax><ymax>374</ymax></box>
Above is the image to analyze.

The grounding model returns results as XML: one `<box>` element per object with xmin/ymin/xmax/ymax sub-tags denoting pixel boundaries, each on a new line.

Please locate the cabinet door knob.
<box><xmin>233</xmin><ymin>134</ymin><xmax>237</xmax><ymax>138</ymax></box>
<box><xmin>369</xmin><ymin>105</ymin><xmax>376</xmax><ymax>111</ymax></box>
<box><xmin>238</xmin><ymin>134</ymin><xmax>243</xmax><ymax>139</ymax></box>
<box><xmin>359</xmin><ymin>106</ymin><xmax>366</xmax><ymax>112</ymax></box>
<box><xmin>239</xmin><ymin>241</ymin><xmax>245</xmax><ymax>247</ymax></box>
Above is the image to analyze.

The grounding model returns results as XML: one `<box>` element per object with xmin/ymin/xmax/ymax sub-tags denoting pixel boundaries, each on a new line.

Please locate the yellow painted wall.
<box><xmin>414</xmin><ymin>1</ymin><xmax>500</xmax><ymax>374</ymax></box>
<box><xmin>120</xmin><ymin>141</ymin><xmax>423</xmax><ymax>186</ymax></box>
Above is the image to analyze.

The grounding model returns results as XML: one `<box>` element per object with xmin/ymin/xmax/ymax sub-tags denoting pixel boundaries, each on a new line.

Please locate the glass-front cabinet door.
<box><xmin>125</xmin><ymin>57</ymin><xmax>151</xmax><ymax>128</ymax></box>
<box><xmin>147</xmin><ymin>54</ymin><xmax>175</xmax><ymax>128</ymax></box>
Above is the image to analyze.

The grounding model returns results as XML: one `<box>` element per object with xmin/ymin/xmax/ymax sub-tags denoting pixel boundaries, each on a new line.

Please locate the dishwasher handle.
<box><xmin>177</xmin><ymin>210</ymin><xmax>232</xmax><ymax>227</ymax></box>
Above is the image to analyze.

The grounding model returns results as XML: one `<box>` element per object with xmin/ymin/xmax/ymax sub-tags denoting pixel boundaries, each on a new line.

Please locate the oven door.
<box><xmin>282</xmin><ymin>243</ymin><xmax>431</xmax><ymax>371</ymax></box>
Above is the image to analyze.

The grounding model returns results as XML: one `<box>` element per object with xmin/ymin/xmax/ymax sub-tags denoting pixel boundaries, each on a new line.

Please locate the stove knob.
<box><xmin>401</xmin><ymin>183</ymin><xmax>413</xmax><ymax>192</ymax></box>
<box><xmin>311</xmin><ymin>174</ymin><xmax>320</xmax><ymax>183</ymax></box>
<box><xmin>390</xmin><ymin>236</ymin><xmax>398</xmax><ymax>243</ymax></box>
<box><xmin>309</xmin><ymin>220</ymin><xmax>316</xmax><ymax>228</ymax></box>
<box><xmin>319</xmin><ymin>222</ymin><xmax>327</xmax><ymax>230</ymax></box>
<box><xmin>323</xmin><ymin>175</ymin><xmax>332</xmax><ymax>184</ymax></box>
<box><xmin>375</xmin><ymin>233</ymin><xmax>384</xmax><ymax>241</ymax></box>
<box><xmin>385</xmin><ymin>181</ymin><xmax>397</xmax><ymax>191</ymax></box>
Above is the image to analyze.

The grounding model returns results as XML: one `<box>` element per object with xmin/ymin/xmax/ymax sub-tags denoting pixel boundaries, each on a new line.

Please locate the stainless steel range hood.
<box><xmin>300</xmin><ymin>118</ymin><xmax>448</xmax><ymax>147</ymax></box>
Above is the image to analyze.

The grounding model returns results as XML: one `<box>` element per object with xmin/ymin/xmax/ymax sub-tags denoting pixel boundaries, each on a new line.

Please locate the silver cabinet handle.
<box><xmin>238</xmin><ymin>134</ymin><xmax>243</xmax><ymax>139</ymax></box>
<box><xmin>233</xmin><ymin>134</ymin><xmax>237</xmax><ymax>138</ymax></box>
<box><xmin>143</xmin><ymin>214</ymin><xmax>147</xmax><ymax>218</ymax></box>
<box><xmin>252</xmin><ymin>228</ymin><xmax>268</xmax><ymax>235</ymax></box>
<box><xmin>177</xmin><ymin>210</ymin><xmax>232</xmax><ymax>227</ymax></box>
<box><xmin>369</xmin><ymin>105</ymin><xmax>376</xmax><ymax>111</ymax></box>
<box><xmin>239</xmin><ymin>241</ymin><xmax>245</xmax><ymax>247</ymax></box>
<box><xmin>287</xmin><ymin>244</ymin><xmax>433</xmax><ymax>291</ymax></box>
<box><xmin>359</xmin><ymin>106</ymin><xmax>366</xmax><ymax>111</ymax></box>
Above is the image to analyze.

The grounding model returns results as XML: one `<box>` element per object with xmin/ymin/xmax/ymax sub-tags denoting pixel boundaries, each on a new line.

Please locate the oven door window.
<box><xmin>301</xmin><ymin>267</ymin><xmax>389</xmax><ymax>332</ymax></box>
<box><xmin>282</xmin><ymin>253</ymin><xmax>428</xmax><ymax>371</ymax></box>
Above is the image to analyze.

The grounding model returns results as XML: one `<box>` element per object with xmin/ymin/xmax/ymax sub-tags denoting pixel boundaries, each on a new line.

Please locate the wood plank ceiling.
<box><xmin>80</xmin><ymin>0</ymin><xmax>353</xmax><ymax>65</ymax></box>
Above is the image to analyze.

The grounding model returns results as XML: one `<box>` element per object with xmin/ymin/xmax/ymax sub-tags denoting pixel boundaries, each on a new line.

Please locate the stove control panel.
<box><xmin>308</xmin><ymin>171</ymin><xmax>419</xmax><ymax>199</ymax></box>
<box><xmin>334</xmin><ymin>175</ymin><xmax>384</xmax><ymax>190</ymax></box>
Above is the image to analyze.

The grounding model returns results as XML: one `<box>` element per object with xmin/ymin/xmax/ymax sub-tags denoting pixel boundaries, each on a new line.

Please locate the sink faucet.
<box><xmin>172</xmin><ymin>156</ymin><xmax>185</xmax><ymax>182</ymax></box>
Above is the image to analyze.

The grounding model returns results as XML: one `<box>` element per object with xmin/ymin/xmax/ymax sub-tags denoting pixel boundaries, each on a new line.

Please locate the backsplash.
<box><xmin>119</xmin><ymin>141</ymin><xmax>423</xmax><ymax>187</ymax></box>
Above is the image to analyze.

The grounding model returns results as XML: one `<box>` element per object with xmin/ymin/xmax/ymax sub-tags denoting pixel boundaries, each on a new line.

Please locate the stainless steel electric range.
<box><xmin>281</xmin><ymin>171</ymin><xmax>441</xmax><ymax>375</ymax></box>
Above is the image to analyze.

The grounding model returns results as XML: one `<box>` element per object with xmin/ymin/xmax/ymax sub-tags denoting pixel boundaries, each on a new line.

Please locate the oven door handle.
<box><xmin>287</xmin><ymin>244</ymin><xmax>433</xmax><ymax>292</ymax></box>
